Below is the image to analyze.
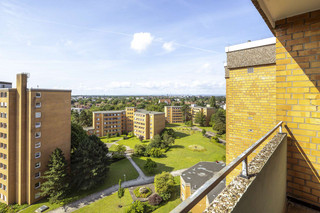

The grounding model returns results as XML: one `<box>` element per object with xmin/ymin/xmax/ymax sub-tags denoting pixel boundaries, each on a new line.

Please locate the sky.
<box><xmin>0</xmin><ymin>0</ymin><xmax>273</xmax><ymax>95</ymax></box>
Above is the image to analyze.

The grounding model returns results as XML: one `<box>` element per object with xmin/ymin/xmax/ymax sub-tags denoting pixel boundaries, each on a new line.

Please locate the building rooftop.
<box><xmin>0</xmin><ymin>81</ymin><xmax>12</xmax><ymax>85</ymax></box>
<box><xmin>83</xmin><ymin>127</ymin><xmax>94</xmax><ymax>131</ymax></box>
<box><xmin>165</xmin><ymin>106</ymin><xmax>182</xmax><ymax>108</ymax></box>
<box><xmin>135</xmin><ymin>109</ymin><xmax>165</xmax><ymax>115</ymax></box>
<box><xmin>93</xmin><ymin>110</ymin><xmax>125</xmax><ymax>114</ymax></box>
<box><xmin>181</xmin><ymin>161</ymin><xmax>226</xmax><ymax>203</ymax></box>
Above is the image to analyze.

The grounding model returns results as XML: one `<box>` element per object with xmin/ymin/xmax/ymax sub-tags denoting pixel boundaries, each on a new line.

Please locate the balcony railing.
<box><xmin>171</xmin><ymin>121</ymin><xmax>283</xmax><ymax>213</ymax></box>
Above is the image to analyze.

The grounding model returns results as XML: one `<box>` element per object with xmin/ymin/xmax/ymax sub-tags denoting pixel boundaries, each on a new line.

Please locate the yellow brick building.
<box><xmin>89</xmin><ymin>108</ymin><xmax>165</xmax><ymax>139</ymax></box>
<box><xmin>0</xmin><ymin>73</ymin><xmax>71</xmax><ymax>204</ymax></box>
<box><xmin>164</xmin><ymin>106</ymin><xmax>183</xmax><ymax>123</ymax></box>
<box><xmin>191</xmin><ymin>106</ymin><xmax>214</xmax><ymax>126</ymax></box>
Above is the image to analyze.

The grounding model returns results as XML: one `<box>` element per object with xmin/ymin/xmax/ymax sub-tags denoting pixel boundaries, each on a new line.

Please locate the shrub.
<box><xmin>148</xmin><ymin>193</ymin><xmax>162</xmax><ymax>206</ymax></box>
<box><xmin>115</xmin><ymin>132</ymin><xmax>120</xmax><ymax>137</ymax></box>
<box><xmin>144</xmin><ymin>158</ymin><xmax>157</xmax><ymax>174</ymax></box>
<box><xmin>133</xmin><ymin>186</ymin><xmax>152</xmax><ymax>198</ymax></box>
<box><xmin>125</xmin><ymin>201</ymin><xmax>154</xmax><ymax>213</ymax></box>
<box><xmin>128</xmin><ymin>132</ymin><xmax>134</xmax><ymax>137</ymax></box>
<box><xmin>154</xmin><ymin>172</ymin><xmax>175</xmax><ymax>201</ymax></box>
<box><xmin>138</xmin><ymin>135</ymin><xmax>144</xmax><ymax>142</ymax></box>
<box><xmin>134</xmin><ymin>144</ymin><xmax>147</xmax><ymax>156</ymax></box>
<box><xmin>115</xmin><ymin>144</ymin><xmax>126</xmax><ymax>155</ymax></box>
<box><xmin>202</xmin><ymin>129</ymin><xmax>206</xmax><ymax>136</ymax></box>
<box><xmin>212</xmin><ymin>136</ymin><xmax>219</xmax><ymax>143</ymax></box>
<box><xmin>147</xmin><ymin>148</ymin><xmax>163</xmax><ymax>158</ymax></box>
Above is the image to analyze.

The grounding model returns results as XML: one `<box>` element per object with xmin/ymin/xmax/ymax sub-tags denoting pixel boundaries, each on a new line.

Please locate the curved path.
<box><xmin>49</xmin><ymin>152</ymin><xmax>185</xmax><ymax>213</ymax></box>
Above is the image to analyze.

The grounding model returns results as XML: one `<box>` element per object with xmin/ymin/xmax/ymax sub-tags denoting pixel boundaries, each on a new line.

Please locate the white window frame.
<box><xmin>35</xmin><ymin>152</ymin><xmax>41</xmax><ymax>159</ymax></box>
<box><xmin>35</xmin><ymin>102</ymin><xmax>41</xmax><ymax>108</ymax></box>
<box><xmin>36</xmin><ymin>92</ymin><xmax>41</xmax><ymax>98</ymax></box>
<box><xmin>35</xmin><ymin>182</ymin><xmax>41</xmax><ymax>189</ymax></box>
<box><xmin>35</xmin><ymin>112</ymin><xmax>41</xmax><ymax>118</ymax></box>
<box><xmin>35</xmin><ymin>172</ymin><xmax>41</xmax><ymax>179</ymax></box>
<box><xmin>35</xmin><ymin>132</ymin><xmax>41</xmax><ymax>138</ymax></box>
<box><xmin>35</xmin><ymin>122</ymin><xmax>41</xmax><ymax>128</ymax></box>
<box><xmin>35</xmin><ymin>162</ymin><xmax>41</xmax><ymax>169</ymax></box>
<box><xmin>35</xmin><ymin>192</ymin><xmax>41</xmax><ymax>199</ymax></box>
<box><xmin>35</xmin><ymin>142</ymin><xmax>41</xmax><ymax>148</ymax></box>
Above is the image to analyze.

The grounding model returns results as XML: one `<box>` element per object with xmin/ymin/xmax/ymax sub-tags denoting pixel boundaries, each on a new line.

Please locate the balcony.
<box><xmin>171</xmin><ymin>122</ymin><xmax>319</xmax><ymax>213</ymax></box>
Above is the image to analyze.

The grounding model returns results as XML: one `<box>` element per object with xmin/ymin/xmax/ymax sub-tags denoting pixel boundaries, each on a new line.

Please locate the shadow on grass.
<box><xmin>165</xmin><ymin>123</ymin><xmax>181</xmax><ymax>127</ymax></box>
<box><xmin>132</xmin><ymin>157</ymin><xmax>174</xmax><ymax>176</ymax></box>
<box><xmin>174</xmin><ymin>132</ymin><xmax>189</xmax><ymax>139</ymax></box>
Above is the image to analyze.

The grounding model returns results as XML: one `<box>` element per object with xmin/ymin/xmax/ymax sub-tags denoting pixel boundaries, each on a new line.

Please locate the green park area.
<box><xmin>19</xmin><ymin>158</ymin><xmax>138</xmax><ymax>213</ymax></box>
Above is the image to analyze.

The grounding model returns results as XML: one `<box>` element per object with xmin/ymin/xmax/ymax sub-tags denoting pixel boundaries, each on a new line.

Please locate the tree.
<box><xmin>154</xmin><ymin>172</ymin><xmax>175</xmax><ymax>201</ymax></box>
<box><xmin>41</xmin><ymin>148</ymin><xmax>69</xmax><ymax>204</ymax></box>
<box><xmin>181</xmin><ymin>105</ymin><xmax>191</xmax><ymax>122</ymax></box>
<box><xmin>71</xmin><ymin>136</ymin><xmax>109</xmax><ymax>191</ymax></box>
<box><xmin>116</xmin><ymin>144</ymin><xmax>126</xmax><ymax>155</ymax></box>
<box><xmin>125</xmin><ymin>201</ymin><xmax>152</xmax><ymax>213</ymax></box>
<box><xmin>211</xmin><ymin>108</ymin><xmax>226</xmax><ymax>135</ymax></box>
<box><xmin>79</xmin><ymin>110</ymin><xmax>92</xmax><ymax>127</ymax></box>
<box><xmin>138</xmin><ymin>135</ymin><xmax>144</xmax><ymax>142</ymax></box>
<box><xmin>148</xmin><ymin>193</ymin><xmax>162</xmax><ymax>206</ymax></box>
<box><xmin>194</xmin><ymin>111</ymin><xmax>206</xmax><ymax>127</ymax></box>
<box><xmin>118</xmin><ymin>179</ymin><xmax>125</xmax><ymax>207</ymax></box>
<box><xmin>209</xmin><ymin>96</ymin><xmax>217</xmax><ymax>108</ymax></box>
<box><xmin>71</xmin><ymin>122</ymin><xmax>88</xmax><ymax>151</ymax></box>
<box><xmin>162</xmin><ymin>133</ymin><xmax>175</xmax><ymax>148</ymax></box>
<box><xmin>134</xmin><ymin>144</ymin><xmax>147</xmax><ymax>156</ymax></box>
<box><xmin>144</xmin><ymin>158</ymin><xmax>157</xmax><ymax>174</ymax></box>
<box><xmin>147</xmin><ymin>148</ymin><xmax>163</xmax><ymax>157</ymax></box>
<box><xmin>202</xmin><ymin>129</ymin><xmax>207</xmax><ymax>136</ymax></box>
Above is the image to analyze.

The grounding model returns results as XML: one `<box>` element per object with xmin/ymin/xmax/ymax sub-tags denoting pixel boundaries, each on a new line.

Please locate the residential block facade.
<box><xmin>164</xmin><ymin>106</ymin><xmax>183</xmax><ymax>123</ymax></box>
<box><xmin>164</xmin><ymin>106</ymin><xmax>214</xmax><ymax>126</ymax></box>
<box><xmin>0</xmin><ymin>73</ymin><xmax>71</xmax><ymax>205</ymax></box>
<box><xmin>90</xmin><ymin>108</ymin><xmax>165</xmax><ymax>139</ymax></box>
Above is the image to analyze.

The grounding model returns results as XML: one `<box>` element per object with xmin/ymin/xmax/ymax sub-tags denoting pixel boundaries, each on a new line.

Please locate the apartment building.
<box><xmin>134</xmin><ymin>109</ymin><xmax>165</xmax><ymax>139</ymax></box>
<box><xmin>92</xmin><ymin>110</ymin><xmax>126</xmax><ymax>137</ymax></box>
<box><xmin>164</xmin><ymin>106</ymin><xmax>183</xmax><ymax>123</ymax></box>
<box><xmin>0</xmin><ymin>73</ymin><xmax>71</xmax><ymax>205</ymax></box>
<box><xmin>88</xmin><ymin>108</ymin><xmax>165</xmax><ymax>139</ymax></box>
<box><xmin>191</xmin><ymin>106</ymin><xmax>214</xmax><ymax>126</ymax></box>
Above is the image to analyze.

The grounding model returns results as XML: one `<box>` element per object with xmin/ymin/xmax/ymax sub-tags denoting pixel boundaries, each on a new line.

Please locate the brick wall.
<box><xmin>275</xmin><ymin>10</ymin><xmax>320</xmax><ymax>207</ymax></box>
<box><xmin>226</xmin><ymin>65</ymin><xmax>277</xmax><ymax>183</ymax></box>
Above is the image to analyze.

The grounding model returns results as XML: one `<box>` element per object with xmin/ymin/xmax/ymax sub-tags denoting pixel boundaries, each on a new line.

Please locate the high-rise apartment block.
<box><xmin>89</xmin><ymin>107</ymin><xmax>165</xmax><ymax>139</ymax></box>
<box><xmin>164</xmin><ymin>106</ymin><xmax>183</xmax><ymax>123</ymax></box>
<box><xmin>0</xmin><ymin>73</ymin><xmax>71</xmax><ymax>205</ymax></box>
<box><xmin>165</xmin><ymin>106</ymin><xmax>214</xmax><ymax>126</ymax></box>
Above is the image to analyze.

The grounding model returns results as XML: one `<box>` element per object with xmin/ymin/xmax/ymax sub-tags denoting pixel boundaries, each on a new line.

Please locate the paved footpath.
<box><xmin>49</xmin><ymin>153</ymin><xmax>184</xmax><ymax>213</ymax></box>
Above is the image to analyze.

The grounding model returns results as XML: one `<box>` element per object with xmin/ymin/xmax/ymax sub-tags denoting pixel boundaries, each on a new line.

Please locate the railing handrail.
<box><xmin>171</xmin><ymin>121</ymin><xmax>283</xmax><ymax>213</ymax></box>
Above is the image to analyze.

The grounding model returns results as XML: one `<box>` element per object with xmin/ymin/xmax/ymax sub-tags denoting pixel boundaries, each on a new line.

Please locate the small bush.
<box><xmin>144</xmin><ymin>158</ymin><xmax>157</xmax><ymax>174</ymax></box>
<box><xmin>133</xmin><ymin>186</ymin><xmax>152</xmax><ymax>198</ymax></box>
<box><xmin>148</xmin><ymin>193</ymin><xmax>162</xmax><ymax>206</ymax></box>
<box><xmin>125</xmin><ymin>200</ymin><xmax>155</xmax><ymax>213</ymax></box>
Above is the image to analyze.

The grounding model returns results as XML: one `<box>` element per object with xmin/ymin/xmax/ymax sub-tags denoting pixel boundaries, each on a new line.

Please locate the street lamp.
<box><xmin>124</xmin><ymin>174</ymin><xmax>126</xmax><ymax>182</ymax></box>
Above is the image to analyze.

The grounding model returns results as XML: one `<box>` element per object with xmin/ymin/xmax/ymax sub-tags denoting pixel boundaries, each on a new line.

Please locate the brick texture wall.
<box><xmin>226</xmin><ymin>65</ymin><xmax>277</xmax><ymax>183</ymax></box>
<box><xmin>275</xmin><ymin>10</ymin><xmax>320</xmax><ymax>207</ymax></box>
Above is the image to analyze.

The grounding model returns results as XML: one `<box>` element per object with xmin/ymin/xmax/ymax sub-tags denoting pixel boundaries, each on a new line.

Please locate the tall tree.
<box><xmin>154</xmin><ymin>172</ymin><xmax>175</xmax><ymax>201</ymax></box>
<box><xmin>41</xmin><ymin>148</ymin><xmax>69</xmax><ymax>204</ymax></box>
<box><xmin>209</xmin><ymin>96</ymin><xmax>217</xmax><ymax>108</ymax></box>
<box><xmin>71</xmin><ymin>135</ymin><xmax>109</xmax><ymax>191</ymax></box>
<box><xmin>194</xmin><ymin>111</ymin><xmax>206</xmax><ymax>127</ymax></box>
<box><xmin>211</xmin><ymin>108</ymin><xmax>226</xmax><ymax>135</ymax></box>
<box><xmin>118</xmin><ymin>179</ymin><xmax>125</xmax><ymax>207</ymax></box>
<box><xmin>71</xmin><ymin>122</ymin><xmax>88</xmax><ymax>151</ymax></box>
<box><xmin>181</xmin><ymin>104</ymin><xmax>191</xmax><ymax>122</ymax></box>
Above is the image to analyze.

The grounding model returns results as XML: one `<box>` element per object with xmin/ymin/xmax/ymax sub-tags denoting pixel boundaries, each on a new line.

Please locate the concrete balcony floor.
<box><xmin>287</xmin><ymin>201</ymin><xmax>320</xmax><ymax>213</ymax></box>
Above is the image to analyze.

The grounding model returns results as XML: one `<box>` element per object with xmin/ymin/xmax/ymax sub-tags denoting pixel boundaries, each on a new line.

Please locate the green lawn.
<box><xmin>197</xmin><ymin>126</ymin><xmax>217</xmax><ymax>133</ymax></box>
<box><xmin>132</xmin><ymin>131</ymin><xmax>225</xmax><ymax>175</ymax></box>
<box><xmin>117</xmin><ymin>137</ymin><xmax>150</xmax><ymax>149</ymax></box>
<box><xmin>20</xmin><ymin>158</ymin><xmax>138</xmax><ymax>213</ymax></box>
<box><xmin>74</xmin><ymin>189</ymin><xmax>132</xmax><ymax>213</ymax></box>
<box><xmin>74</xmin><ymin>176</ymin><xmax>181</xmax><ymax>213</ymax></box>
<box><xmin>100</xmin><ymin>135</ymin><xmax>125</xmax><ymax>143</ymax></box>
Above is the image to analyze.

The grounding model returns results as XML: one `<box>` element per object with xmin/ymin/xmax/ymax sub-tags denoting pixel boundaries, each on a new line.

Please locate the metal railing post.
<box><xmin>279</xmin><ymin>124</ymin><xmax>282</xmax><ymax>133</ymax></box>
<box><xmin>241</xmin><ymin>157</ymin><xmax>248</xmax><ymax>178</ymax></box>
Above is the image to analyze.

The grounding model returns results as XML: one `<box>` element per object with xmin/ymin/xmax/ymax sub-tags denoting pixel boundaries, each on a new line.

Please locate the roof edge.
<box><xmin>225</xmin><ymin>37</ymin><xmax>276</xmax><ymax>53</ymax></box>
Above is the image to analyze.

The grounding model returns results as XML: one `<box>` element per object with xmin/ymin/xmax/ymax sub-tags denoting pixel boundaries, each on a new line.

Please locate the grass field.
<box><xmin>20</xmin><ymin>158</ymin><xmax>138</xmax><ymax>213</ymax></box>
<box><xmin>117</xmin><ymin>137</ymin><xmax>150</xmax><ymax>149</ymax></box>
<box><xmin>100</xmin><ymin>135</ymin><xmax>125</xmax><ymax>143</ymax></box>
<box><xmin>132</xmin><ymin>131</ymin><xmax>225</xmax><ymax>175</ymax></box>
<box><xmin>74</xmin><ymin>189</ymin><xmax>132</xmax><ymax>213</ymax></box>
<box><xmin>74</xmin><ymin>176</ymin><xmax>181</xmax><ymax>213</ymax></box>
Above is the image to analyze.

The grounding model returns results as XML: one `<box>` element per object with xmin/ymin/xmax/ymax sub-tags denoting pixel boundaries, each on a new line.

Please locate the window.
<box><xmin>35</xmin><ymin>112</ymin><xmax>41</xmax><ymax>118</ymax></box>
<box><xmin>35</xmin><ymin>102</ymin><xmax>41</xmax><ymax>108</ymax></box>
<box><xmin>35</xmin><ymin>152</ymin><xmax>41</xmax><ymax>158</ymax></box>
<box><xmin>35</xmin><ymin>132</ymin><xmax>41</xmax><ymax>138</ymax></box>
<box><xmin>35</xmin><ymin>172</ymin><xmax>41</xmax><ymax>179</ymax></box>
<box><xmin>36</xmin><ymin>92</ymin><xmax>41</xmax><ymax>98</ymax></box>
<box><xmin>35</xmin><ymin>142</ymin><xmax>41</xmax><ymax>148</ymax></box>
<box><xmin>35</xmin><ymin>162</ymin><xmax>41</xmax><ymax>168</ymax></box>
<box><xmin>35</xmin><ymin>193</ymin><xmax>41</xmax><ymax>199</ymax></box>
<box><xmin>35</xmin><ymin>182</ymin><xmax>41</xmax><ymax>189</ymax></box>
<box><xmin>3</xmin><ymin>144</ymin><xmax>6</xmax><ymax>149</ymax></box>
<box><xmin>248</xmin><ymin>67</ymin><xmax>254</xmax><ymax>73</ymax></box>
<box><xmin>35</xmin><ymin>122</ymin><xmax>41</xmax><ymax>128</ymax></box>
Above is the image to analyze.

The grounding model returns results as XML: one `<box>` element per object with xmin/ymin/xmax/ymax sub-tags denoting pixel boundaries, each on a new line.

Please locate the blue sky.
<box><xmin>0</xmin><ymin>0</ymin><xmax>272</xmax><ymax>95</ymax></box>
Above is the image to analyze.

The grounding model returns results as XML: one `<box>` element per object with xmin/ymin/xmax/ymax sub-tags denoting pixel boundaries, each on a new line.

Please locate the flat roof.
<box><xmin>225</xmin><ymin>37</ymin><xmax>276</xmax><ymax>53</ymax></box>
<box><xmin>181</xmin><ymin>161</ymin><xmax>225</xmax><ymax>192</ymax></box>
<box><xmin>165</xmin><ymin>106</ymin><xmax>182</xmax><ymax>108</ymax></box>
<box><xmin>93</xmin><ymin>110</ymin><xmax>125</xmax><ymax>114</ymax></box>
<box><xmin>0</xmin><ymin>82</ymin><xmax>12</xmax><ymax>85</ymax></box>
<box><xmin>83</xmin><ymin>127</ymin><xmax>94</xmax><ymax>131</ymax></box>
<box><xmin>135</xmin><ymin>109</ymin><xmax>165</xmax><ymax>115</ymax></box>
<box><xmin>28</xmin><ymin>88</ymin><xmax>72</xmax><ymax>92</ymax></box>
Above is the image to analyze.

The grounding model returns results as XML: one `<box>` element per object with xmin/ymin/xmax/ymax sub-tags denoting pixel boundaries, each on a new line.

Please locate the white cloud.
<box><xmin>130</xmin><ymin>32</ymin><xmax>153</xmax><ymax>53</ymax></box>
<box><xmin>196</xmin><ymin>63</ymin><xmax>213</xmax><ymax>74</ymax></box>
<box><xmin>162</xmin><ymin>41</ymin><xmax>175</xmax><ymax>52</ymax></box>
